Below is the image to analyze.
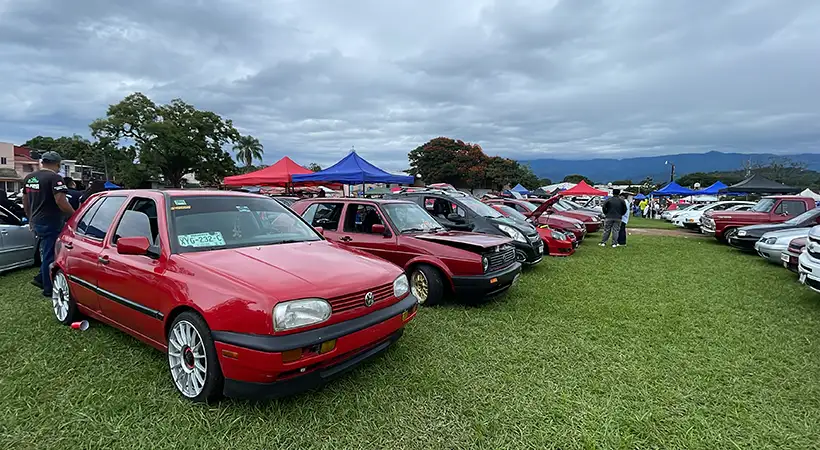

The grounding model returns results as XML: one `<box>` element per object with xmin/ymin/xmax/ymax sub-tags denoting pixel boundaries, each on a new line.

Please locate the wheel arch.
<box><xmin>164</xmin><ymin>305</ymin><xmax>208</xmax><ymax>341</ymax></box>
<box><xmin>404</xmin><ymin>257</ymin><xmax>454</xmax><ymax>292</ymax></box>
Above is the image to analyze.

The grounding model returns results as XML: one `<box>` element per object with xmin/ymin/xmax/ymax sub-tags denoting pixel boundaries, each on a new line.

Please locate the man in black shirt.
<box><xmin>22</xmin><ymin>151</ymin><xmax>75</xmax><ymax>297</ymax></box>
<box><xmin>599</xmin><ymin>189</ymin><xmax>627</xmax><ymax>248</ymax></box>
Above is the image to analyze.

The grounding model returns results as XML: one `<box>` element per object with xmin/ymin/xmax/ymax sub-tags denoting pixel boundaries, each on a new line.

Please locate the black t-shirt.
<box><xmin>23</xmin><ymin>170</ymin><xmax>68</xmax><ymax>226</ymax></box>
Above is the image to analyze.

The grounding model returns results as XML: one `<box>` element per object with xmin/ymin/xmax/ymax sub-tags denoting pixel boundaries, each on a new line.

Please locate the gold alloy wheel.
<box><xmin>411</xmin><ymin>270</ymin><xmax>429</xmax><ymax>304</ymax></box>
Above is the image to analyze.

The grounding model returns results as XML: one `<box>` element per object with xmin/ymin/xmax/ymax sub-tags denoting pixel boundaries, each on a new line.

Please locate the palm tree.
<box><xmin>232</xmin><ymin>135</ymin><xmax>264</xmax><ymax>167</ymax></box>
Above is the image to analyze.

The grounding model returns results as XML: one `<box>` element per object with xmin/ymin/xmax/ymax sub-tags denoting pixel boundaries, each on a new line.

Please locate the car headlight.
<box><xmin>738</xmin><ymin>230</ymin><xmax>747</xmax><ymax>237</ymax></box>
<box><xmin>551</xmin><ymin>231</ymin><xmax>565</xmax><ymax>240</ymax></box>
<box><xmin>765</xmin><ymin>237</ymin><xmax>777</xmax><ymax>245</ymax></box>
<box><xmin>482</xmin><ymin>256</ymin><xmax>489</xmax><ymax>273</ymax></box>
<box><xmin>393</xmin><ymin>274</ymin><xmax>409</xmax><ymax>298</ymax></box>
<box><xmin>273</xmin><ymin>298</ymin><xmax>331</xmax><ymax>331</ymax></box>
<box><xmin>575</xmin><ymin>223</ymin><xmax>584</xmax><ymax>229</ymax></box>
<box><xmin>498</xmin><ymin>224</ymin><xmax>526</xmax><ymax>243</ymax></box>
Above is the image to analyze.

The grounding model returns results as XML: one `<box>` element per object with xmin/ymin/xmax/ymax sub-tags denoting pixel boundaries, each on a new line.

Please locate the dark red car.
<box><xmin>291</xmin><ymin>198</ymin><xmax>521</xmax><ymax>306</ymax></box>
<box><xmin>483</xmin><ymin>198</ymin><xmax>588</xmax><ymax>240</ymax></box>
<box><xmin>51</xmin><ymin>190</ymin><xmax>417</xmax><ymax>402</ymax></box>
<box><xmin>526</xmin><ymin>198</ymin><xmax>602</xmax><ymax>232</ymax></box>
<box><xmin>701</xmin><ymin>196</ymin><xmax>816</xmax><ymax>242</ymax></box>
<box><xmin>488</xmin><ymin>204</ymin><xmax>576</xmax><ymax>256</ymax></box>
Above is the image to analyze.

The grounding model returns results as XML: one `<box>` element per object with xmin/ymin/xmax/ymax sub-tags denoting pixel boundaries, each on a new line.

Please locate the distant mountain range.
<box><xmin>521</xmin><ymin>152</ymin><xmax>820</xmax><ymax>184</ymax></box>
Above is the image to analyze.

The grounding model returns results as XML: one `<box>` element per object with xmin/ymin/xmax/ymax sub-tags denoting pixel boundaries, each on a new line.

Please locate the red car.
<box><xmin>488</xmin><ymin>204</ymin><xmax>576</xmax><ymax>256</ymax></box>
<box><xmin>51</xmin><ymin>190</ymin><xmax>417</xmax><ymax>402</ymax></box>
<box><xmin>483</xmin><ymin>198</ymin><xmax>588</xmax><ymax>240</ymax></box>
<box><xmin>291</xmin><ymin>198</ymin><xmax>521</xmax><ymax>306</ymax></box>
<box><xmin>701</xmin><ymin>196</ymin><xmax>816</xmax><ymax>242</ymax></box>
<box><xmin>526</xmin><ymin>198</ymin><xmax>602</xmax><ymax>232</ymax></box>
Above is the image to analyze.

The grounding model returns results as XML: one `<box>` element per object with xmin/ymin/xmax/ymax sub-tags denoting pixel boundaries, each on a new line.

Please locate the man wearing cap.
<box><xmin>22</xmin><ymin>151</ymin><xmax>75</xmax><ymax>297</ymax></box>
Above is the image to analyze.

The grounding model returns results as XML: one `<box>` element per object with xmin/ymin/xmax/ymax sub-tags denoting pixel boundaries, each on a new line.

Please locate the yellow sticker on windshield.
<box><xmin>171</xmin><ymin>205</ymin><xmax>191</xmax><ymax>210</ymax></box>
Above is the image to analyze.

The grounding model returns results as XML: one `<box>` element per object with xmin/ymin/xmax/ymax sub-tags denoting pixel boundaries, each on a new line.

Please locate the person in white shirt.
<box><xmin>618</xmin><ymin>192</ymin><xmax>631</xmax><ymax>245</ymax></box>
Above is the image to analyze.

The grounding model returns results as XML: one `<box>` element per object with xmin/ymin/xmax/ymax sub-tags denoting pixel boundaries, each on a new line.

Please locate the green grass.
<box><xmin>2</xmin><ymin>236</ymin><xmax>820</xmax><ymax>449</ymax></box>
<box><xmin>627</xmin><ymin>217</ymin><xmax>679</xmax><ymax>229</ymax></box>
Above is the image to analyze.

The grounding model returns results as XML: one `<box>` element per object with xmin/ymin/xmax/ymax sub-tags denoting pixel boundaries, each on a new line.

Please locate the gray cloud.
<box><xmin>1</xmin><ymin>0</ymin><xmax>819</xmax><ymax>171</ymax></box>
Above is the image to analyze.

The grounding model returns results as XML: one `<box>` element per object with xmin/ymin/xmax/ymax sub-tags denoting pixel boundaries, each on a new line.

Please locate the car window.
<box><xmin>425</xmin><ymin>197</ymin><xmax>454</xmax><ymax>218</ymax></box>
<box><xmin>75</xmin><ymin>197</ymin><xmax>102</xmax><ymax>235</ymax></box>
<box><xmin>301</xmin><ymin>202</ymin><xmax>344</xmax><ymax>230</ymax></box>
<box><xmin>343</xmin><ymin>204</ymin><xmax>384</xmax><ymax>234</ymax></box>
<box><xmin>0</xmin><ymin>205</ymin><xmax>22</xmax><ymax>226</ymax></box>
<box><xmin>170</xmin><ymin>195</ymin><xmax>321</xmax><ymax>253</ymax></box>
<box><xmin>113</xmin><ymin>198</ymin><xmax>160</xmax><ymax>246</ymax></box>
<box><xmin>775</xmin><ymin>200</ymin><xmax>807</xmax><ymax>216</ymax></box>
<box><xmin>85</xmin><ymin>197</ymin><xmax>127</xmax><ymax>239</ymax></box>
<box><xmin>783</xmin><ymin>207</ymin><xmax>819</xmax><ymax>225</ymax></box>
<box><xmin>751</xmin><ymin>198</ymin><xmax>776</xmax><ymax>212</ymax></box>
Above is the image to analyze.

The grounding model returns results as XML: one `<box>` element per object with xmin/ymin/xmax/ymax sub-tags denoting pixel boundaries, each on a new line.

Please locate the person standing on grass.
<box><xmin>618</xmin><ymin>192</ymin><xmax>631</xmax><ymax>246</ymax></box>
<box><xmin>22</xmin><ymin>151</ymin><xmax>75</xmax><ymax>297</ymax></box>
<box><xmin>600</xmin><ymin>188</ymin><xmax>627</xmax><ymax>248</ymax></box>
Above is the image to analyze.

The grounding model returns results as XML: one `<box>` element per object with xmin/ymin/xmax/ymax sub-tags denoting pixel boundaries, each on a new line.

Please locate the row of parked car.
<box><xmin>662</xmin><ymin>194</ymin><xmax>820</xmax><ymax>293</ymax></box>
<box><xmin>1</xmin><ymin>187</ymin><xmax>602</xmax><ymax>403</ymax></box>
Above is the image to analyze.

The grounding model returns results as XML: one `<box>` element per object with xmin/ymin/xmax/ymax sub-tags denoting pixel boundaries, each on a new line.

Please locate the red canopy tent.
<box><xmin>558</xmin><ymin>180</ymin><xmax>607</xmax><ymax>196</ymax></box>
<box><xmin>223</xmin><ymin>157</ymin><xmax>315</xmax><ymax>187</ymax></box>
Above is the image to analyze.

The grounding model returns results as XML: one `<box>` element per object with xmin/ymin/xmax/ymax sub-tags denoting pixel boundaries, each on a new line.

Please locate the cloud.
<box><xmin>1</xmin><ymin>0</ymin><xmax>819</xmax><ymax>171</ymax></box>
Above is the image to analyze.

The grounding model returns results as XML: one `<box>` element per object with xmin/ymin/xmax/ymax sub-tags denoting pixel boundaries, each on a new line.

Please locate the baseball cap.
<box><xmin>41</xmin><ymin>151</ymin><xmax>62</xmax><ymax>163</ymax></box>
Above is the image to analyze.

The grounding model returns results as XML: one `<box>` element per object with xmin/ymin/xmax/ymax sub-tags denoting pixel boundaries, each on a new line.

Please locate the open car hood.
<box><xmin>529</xmin><ymin>196</ymin><xmax>561</xmax><ymax>218</ymax></box>
<box><xmin>414</xmin><ymin>231</ymin><xmax>512</xmax><ymax>249</ymax></box>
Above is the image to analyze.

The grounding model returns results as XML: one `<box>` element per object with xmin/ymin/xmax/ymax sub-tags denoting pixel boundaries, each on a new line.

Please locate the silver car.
<box><xmin>0</xmin><ymin>205</ymin><xmax>38</xmax><ymax>273</ymax></box>
<box><xmin>754</xmin><ymin>228</ymin><xmax>809</xmax><ymax>265</ymax></box>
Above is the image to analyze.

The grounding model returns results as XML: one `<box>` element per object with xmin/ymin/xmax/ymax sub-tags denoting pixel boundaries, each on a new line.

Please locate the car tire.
<box><xmin>410</xmin><ymin>265</ymin><xmax>444</xmax><ymax>306</ymax></box>
<box><xmin>52</xmin><ymin>270</ymin><xmax>80</xmax><ymax>325</ymax></box>
<box><xmin>723</xmin><ymin>228</ymin><xmax>738</xmax><ymax>243</ymax></box>
<box><xmin>167</xmin><ymin>312</ymin><xmax>224</xmax><ymax>403</ymax></box>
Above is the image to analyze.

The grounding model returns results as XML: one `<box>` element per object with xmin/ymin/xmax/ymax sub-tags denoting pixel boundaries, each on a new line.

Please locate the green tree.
<box><xmin>232</xmin><ymin>135</ymin><xmax>264</xmax><ymax>167</ymax></box>
<box><xmin>22</xmin><ymin>135</ymin><xmax>93</xmax><ymax>162</ymax></box>
<box><xmin>90</xmin><ymin>92</ymin><xmax>240</xmax><ymax>188</ymax></box>
<box><xmin>538</xmin><ymin>177</ymin><xmax>553</xmax><ymax>187</ymax></box>
<box><xmin>308</xmin><ymin>162</ymin><xmax>322</xmax><ymax>172</ymax></box>
<box><xmin>408</xmin><ymin>137</ymin><xmax>487</xmax><ymax>189</ymax></box>
<box><xmin>611</xmin><ymin>179</ymin><xmax>633</xmax><ymax>185</ymax></box>
<box><xmin>562</xmin><ymin>174</ymin><xmax>594</xmax><ymax>185</ymax></box>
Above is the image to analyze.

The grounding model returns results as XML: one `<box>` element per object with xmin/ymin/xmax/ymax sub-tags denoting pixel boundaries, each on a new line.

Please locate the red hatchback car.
<box><xmin>484</xmin><ymin>198</ymin><xmax>588</xmax><ymax>241</ymax></box>
<box><xmin>488</xmin><ymin>204</ymin><xmax>576</xmax><ymax>256</ymax></box>
<box><xmin>291</xmin><ymin>198</ymin><xmax>521</xmax><ymax>306</ymax></box>
<box><xmin>51</xmin><ymin>190</ymin><xmax>417</xmax><ymax>402</ymax></box>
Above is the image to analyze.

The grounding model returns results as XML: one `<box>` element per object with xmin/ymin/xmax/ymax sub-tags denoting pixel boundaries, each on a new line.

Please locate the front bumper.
<box><xmin>513</xmin><ymin>240</ymin><xmax>543</xmax><ymax>265</ymax></box>
<box><xmin>701</xmin><ymin>224</ymin><xmax>716</xmax><ymax>236</ymax></box>
<box><xmin>545</xmin><ymin>239</ymin><xmax>575</xmax><ymax>256</ymax></box>
<box><xmin>213</xmin><ymin>294</ymin><xmax>418</xmax><ymax>399</ymax></box>
<box><xmin>782</xmin><ymin>250</ymin><xmax>801</xmax><ymax>272</ymax></box>
<box><xmin>583</xmin><ymin>221</ymin><xmax>601</xmax><ymax>233</ymax></box>
<box><xmin>798</xmin><ymin>253</ymin><xmax>820</xmax><ymax>293</ymax></box>
<box><xmin>682</xmin><ymin>221</ymin><xmax>700</xmax><ymax>230</ymax></box>
<box><xmin>452</xmin><ymin>262</ymin><xmax>522</xmax><ymax>299</ymax></box>
<box><xmin>728</xmin><ymin>235</ymin><xmax>758</xmax><ymax>251</ymax></box>
<box><xmin>754</xmin><ymin>241</ymin><xmax>789</xmax><ymax>265</ymax></box>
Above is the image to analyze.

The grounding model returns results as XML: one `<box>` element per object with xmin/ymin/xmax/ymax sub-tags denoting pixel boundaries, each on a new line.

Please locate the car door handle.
<box><xmin>64</xmin><ymin>242</ymin><xmax>73</xmax><ymax>250</ymax></box>
<box><xmin>340</xmin><ymin>236</ymin><xmax>352</xmax><ymax>242</ymax></box>
<box><xmin>98</xmin><ymin>255</ymin><xmax>109</xmax><ymax>265</ymax></box>
<box><xmin>0</xmin><ymin>230</ymin><xmax>7</xmax><ymax>235</ymax></box>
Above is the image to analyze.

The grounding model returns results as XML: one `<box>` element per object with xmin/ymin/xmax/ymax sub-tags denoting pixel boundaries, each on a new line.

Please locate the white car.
<box><xmin>754</xmin><ymin>228</ymin><xmax>810</xmax><ymax>265</ymax></box>
<box><xmin>664</xmin><ymin>203</ymin><xmax>708</xmax><ymax>222</ymax></box>
<box><xmin>798</xmin><ymin>225</ymin><xmax>820</xmax><ymax>293</ymax></box>
<box><xmin>673</xmin><ymin>201</ymin><xmax>756</xmax><ymax>229</ymax></box>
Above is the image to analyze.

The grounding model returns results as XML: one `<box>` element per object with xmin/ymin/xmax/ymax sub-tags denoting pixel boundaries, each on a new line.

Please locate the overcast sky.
<box><xmin>1</xmin><ymin>0</ymin><xmax>818</xmax><ymax>171</ymax></box>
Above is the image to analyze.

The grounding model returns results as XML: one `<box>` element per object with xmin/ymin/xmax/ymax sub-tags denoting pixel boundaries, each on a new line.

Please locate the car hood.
<box><xmin>178</xmin><ymin>240</ymin><xmax>400</xmax><ymax>302</ymax></box>
<box><xmin>529</xmin><ymin>196</ymin><xmax>561</xmax><ymax>217</ymax></box>
<box><xmin>413</xmin><ymin>231</ymin><xmax>512</xmax><ymax>250</ymax></box>
<box><xmin>760</xmin><ymin>228</ymin><xmax>809</xmax><ymax>241</ymax></box>
<box><xmin>741</xmin><ymin>222</ymin><xmax>809</xmax><ymax>237</ymax></box>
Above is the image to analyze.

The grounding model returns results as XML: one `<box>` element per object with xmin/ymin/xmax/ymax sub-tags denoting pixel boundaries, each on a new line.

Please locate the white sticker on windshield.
<box><xmin>178</xmin><ymin>232</ymin><xmax>226</xmax><ymax>248</ymax></box>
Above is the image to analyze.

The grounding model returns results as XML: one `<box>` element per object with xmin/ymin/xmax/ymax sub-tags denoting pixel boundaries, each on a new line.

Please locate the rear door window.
<box><xmin>343</xmin><ymin>204</ymin><xmax>384</xmax><ymax>234</ymax></box>
<box><xmin>85</xmin><ymin>197</ymin><xmax>127</xmax><ymax>239</ymax></box>
<box><xmin>301</xmin><ymin>203</ymin><xmax>344</xmax><ymax>230</ymax></box>
<box><xmin>776</xmin><ymin>200</ymin><xmax>807</xmax><ymax>216</ymax></box>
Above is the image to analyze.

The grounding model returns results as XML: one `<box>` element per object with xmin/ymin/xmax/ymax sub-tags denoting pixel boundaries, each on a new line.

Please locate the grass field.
<box><xmin>627</xmin><ymin>217</ymin><xmax>679</xmax><ymax>229</ymax></box>
<box><xmin>2</xmin><ymin>236</ymin><xmax>820</xmax><ymax>449</ymax></box>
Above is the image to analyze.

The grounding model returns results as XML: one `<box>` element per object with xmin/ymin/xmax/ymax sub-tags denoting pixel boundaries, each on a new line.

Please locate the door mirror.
<box><xmin>117</xmin><ymin>236</ymin><xmax>151</xmax><ymax>255</ymax></box>
<box><xmin>314</xmin><ymin>226</ymin><xmax>324</xmax><ymax>236</ymax></box>
<box><xmin>447</xmin><ymin>213</ymin><xmax>465</xmax><ymax>223</ymax></box>
<box><xmin>371</xmin><ymin>223</ymin><xmax>389</xmax><ymax>236</ymax></box>
<box><xmin>815</xmin><ymin>216</ymin><xmax>820</xmax><ymax>224</ymax></box>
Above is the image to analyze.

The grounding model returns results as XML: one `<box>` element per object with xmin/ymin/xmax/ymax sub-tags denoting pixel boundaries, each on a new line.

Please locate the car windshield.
<box><xmin>460</xmin><ymin>196</ymin><xmax>502</xmax><ymax>218</ymax></box>
<box><xmin>169</xmin><ymin>195</ymin><xmax>321</xmax><ymax>253</ymax></box>
<box><xmin>783</xmin><ymin>207</ymin><xmax>820</xmax><ymax>225</ymax></box>
<box><xmin>751</xmin><ymin>198</ymin><xmax>777</xmax><ymax>212</ymax></box>
<box><xmin>559</xmin><ymin>199</ymin><xmax>579</xmax><ymax>210</ymax></box>
<box><xmin>382</xmin><ymin>203</ymin><xmax>445</xmax><ymax>233</ymax></box>
<box><xmin>551</xmin><ymin>201</ymin><xmax>569</xmax><ymax>212</ymax></box>
<box><xmin>497</xmin><ymin>205</ymin><xmax>529</xmax><ymax>222</ymax></box>
<box><xmin>516</xmin><ymin>201</ymin><xmax>537</xmax><ymax>212</ymax></box>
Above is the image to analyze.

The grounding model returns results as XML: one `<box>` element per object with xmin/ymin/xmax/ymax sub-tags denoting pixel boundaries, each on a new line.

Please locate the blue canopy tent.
<box><xmin>104</xmin><ymin>181</ymin><xmax>121</xmax><ymax>189</ymax></box>
<box><xmin>650</xmin><ymin>181</ymin><xmax>695</xmax><ymax>196</ymax></box>
<box><xmin>634</xmin><ymin>193</ymin><xmax>647</xmax><ymax>200</ymax></box>
<box><xmin>692</xmin><ymin>181</ymin><xmax>727</xmax><ymax>195</ymax></box>
<box><xmin>511</xmin><ymin>184</ymin><xmax>530</xmax><ymax>195</ymax></box>
<box><xmin>291</xmin><ymin>152</ymin><xmax>414</xmax><ymax>185</ymax></box>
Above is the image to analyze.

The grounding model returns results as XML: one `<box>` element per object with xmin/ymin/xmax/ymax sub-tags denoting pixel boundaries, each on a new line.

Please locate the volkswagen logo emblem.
<box><xmin>364</xmin><ymin>292</ymin><xmax>375</xmax><ymax>307</ymax></box>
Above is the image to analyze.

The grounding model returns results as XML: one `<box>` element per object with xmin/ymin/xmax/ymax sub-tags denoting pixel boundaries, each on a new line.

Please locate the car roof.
<box><xmin>99</xmin><ymin>189</ymin><xmax>268</xmax><ymax>199</ymax></box>
<box><xmin>762</xmin><ymin>195</ymin><xmax>812</xmax><ymax>200</ymax></box>
<box><xmin>298</xmin><ymin>198</ymin><xmax>413</xmax><ymax>205</ymax></box>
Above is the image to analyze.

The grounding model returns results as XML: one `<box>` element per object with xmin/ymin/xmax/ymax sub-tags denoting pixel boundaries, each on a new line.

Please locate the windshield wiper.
<box><xmin>400</xmin><ymin>227</ymin><xmax>428</xmax><ymax>233</ymax></box>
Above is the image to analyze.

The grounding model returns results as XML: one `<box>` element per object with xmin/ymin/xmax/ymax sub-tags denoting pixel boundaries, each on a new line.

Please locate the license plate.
<box><xmin>781</xmin><ymin>253</ymin><xmax>790</xmax><ymax>262</ymax></box>
<box><xmin>538</xmin><ymin>245</ymin><xmax>543</xmax><ymax>254</ymax></box>
<box><xmin>799</xmin><ymin>273</ymin><xmax>807</xmax><ymax>284</ymax></box>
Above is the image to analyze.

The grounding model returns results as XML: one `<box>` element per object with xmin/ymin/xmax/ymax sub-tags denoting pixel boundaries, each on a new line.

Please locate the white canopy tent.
<box><xmin>799</xmin><ymin>188</ymin><xmax>820</xmax><ymax>201</ymax></box>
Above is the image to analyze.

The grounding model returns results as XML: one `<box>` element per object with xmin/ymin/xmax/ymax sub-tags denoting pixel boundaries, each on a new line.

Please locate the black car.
<box><xmin>387</xmin><ymin>189</ymin><xmax>544</xmax><ymax>265</ymax></box>
<box><xmin>729</xmin><ymin>207</ymin><xmax>820</xmax><ymax>251</ymax></box>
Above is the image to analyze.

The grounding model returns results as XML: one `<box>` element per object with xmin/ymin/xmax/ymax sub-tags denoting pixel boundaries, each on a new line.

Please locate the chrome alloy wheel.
<box><xmin>52</xmin><ymin>272</ymin><xmax>70</xmax><ymax>322</ymax></box>
<box><xmin>411</xmin><ymin>270</ymin><xmax>429</xmax><ymax>304</ymax></box>
<box><xmin>168</xmin><ymin>320</ymin><xmax>207</xmax><ymax>398</ymax></box>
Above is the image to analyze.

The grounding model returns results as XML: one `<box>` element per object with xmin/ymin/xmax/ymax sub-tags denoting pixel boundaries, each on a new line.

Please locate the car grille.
<box><xmin>788</xmin><ymin>242</ymin><xmax>805</xmax><ymax>253</ymax></box>
<box><xmin>485</xmin><ymin>245</ymin><xmax>516</xmax><ymax>272</ymax></box>
<box><xmin>327</xmin><ymin>282</ymin><xmax>393</xmax><ymax>314</ymax></box>
<box><xmin>808</xmin><ymin>237</ymin><xmax>820</xmax><ymax>260</ymax></box>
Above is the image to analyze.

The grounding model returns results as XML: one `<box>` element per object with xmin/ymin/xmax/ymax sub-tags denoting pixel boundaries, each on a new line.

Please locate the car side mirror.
<box><xmin>447</xmin><ymin>213</ymin><xmax>464</xmax><ymax>223</ymax></box>
<box><xmin>371</xmin><ymin>223</ymin><xmax>390</xmax><ymax>237</ymax></box>
<box><xmin>314</xmin><ymin>226</ymin><xmax>324</xmax><ymax>236</ymax></box>
<box><xmin>117</xmin><ymin>236</ymin><xmax>151</xmax><ymax>256</ymax></box>
<box><xmin>815</xmin><ymin>216</ymin><xmax>820</xmax><ymax>224</ymax></box>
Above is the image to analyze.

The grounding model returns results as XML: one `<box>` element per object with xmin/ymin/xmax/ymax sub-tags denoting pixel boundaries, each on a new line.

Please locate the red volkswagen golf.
<box><xmin>51</xmin><ymin>190</ymin><xmax>417</xmax><ymax>402</ymax></box>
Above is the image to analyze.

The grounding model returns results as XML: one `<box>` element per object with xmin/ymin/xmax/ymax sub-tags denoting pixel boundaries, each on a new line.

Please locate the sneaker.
<box><xmin>598</xmin><ymin>243</ymin><xmax>606</xmax><ymax>247</ymax></box>
<box><xmin>612</xmin><ymin>244</ymin><xmax>619</xmax><ymax>248</ymax></box>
